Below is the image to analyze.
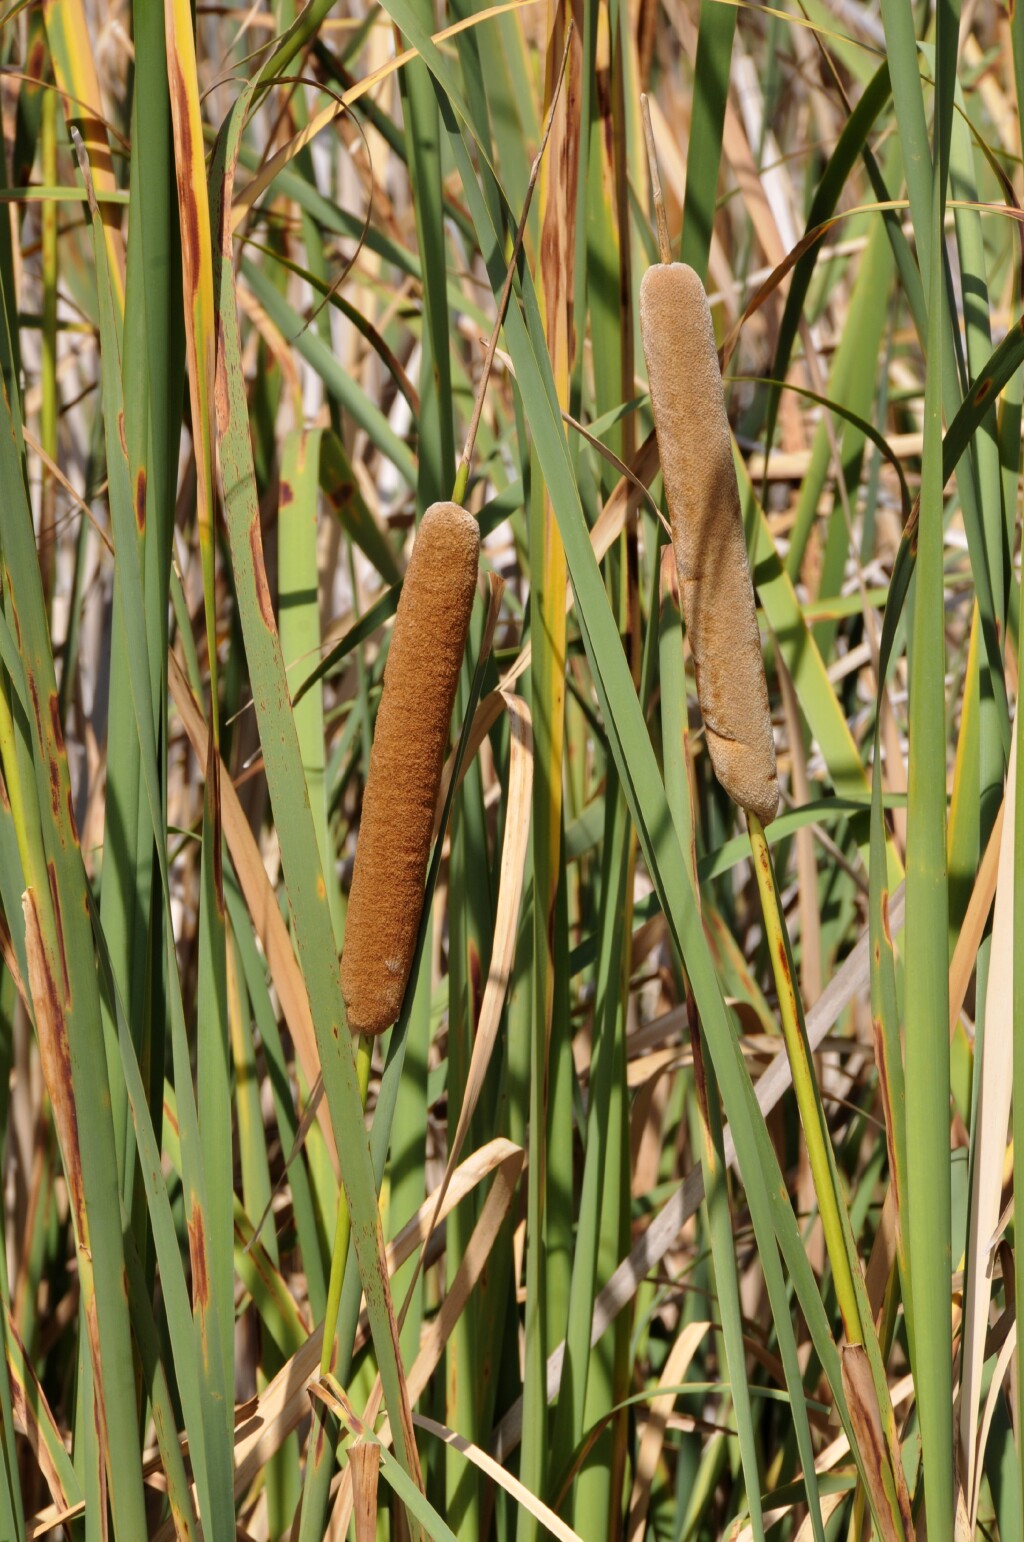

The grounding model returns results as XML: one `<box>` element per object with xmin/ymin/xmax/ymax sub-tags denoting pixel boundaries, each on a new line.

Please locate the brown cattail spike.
<box><xmin>640</xmin><ymin>262</ymin><xmax>779</xmax><ymax>826</ymax></box>
<box><xmin>341</xmin><ymin>502</ymin><xmax>480</xmax><ymax>1034</ymax></box>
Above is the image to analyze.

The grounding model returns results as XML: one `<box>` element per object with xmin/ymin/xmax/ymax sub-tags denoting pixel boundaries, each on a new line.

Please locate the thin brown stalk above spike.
<box><xmin>640</xmin><ymin>262</ymin><xmax>779</xmax><ymax>826</ymax></box>
<box><xmin>341</xmin><ymin>502</ymin><xmax>480</xmax><ymax>1035</ymax></box>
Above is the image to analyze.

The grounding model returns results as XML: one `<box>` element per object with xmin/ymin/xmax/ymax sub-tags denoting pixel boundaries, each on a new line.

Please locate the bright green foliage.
<box><xmin>0</xmin><ymin>4</ymin><xmax>1021</xmax><ymax>1539</ymax></box>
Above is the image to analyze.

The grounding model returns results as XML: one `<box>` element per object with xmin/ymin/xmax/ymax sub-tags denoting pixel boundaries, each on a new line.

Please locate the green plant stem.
<box><xmin>40</xmin><ymin>83</ymin><xmax>57</xmax><ymax>600</ymax></box>
<box><xmin>746</xmin><ymin>811</ymin><xmax>862</xmax><ymax>1346</ymax></box>
<box><xmin>320</xmin><ymin>1032</ymin><xmax>375</xmax><ymax>1376</ymax></box>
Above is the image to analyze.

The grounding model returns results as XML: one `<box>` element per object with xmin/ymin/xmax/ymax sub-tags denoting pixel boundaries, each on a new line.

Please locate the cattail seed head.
<box><xmin>640</xmin><ymin>262</ymin><xmax>779</xmax><ymax>826</ymax></box>
<box><xmin>341</xmin><ymin>502</ymin><xmax>480</xmax><ymax>1034</ymax></box>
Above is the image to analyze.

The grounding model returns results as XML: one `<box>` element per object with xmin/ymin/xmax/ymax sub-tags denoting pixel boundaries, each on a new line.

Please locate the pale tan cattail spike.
<box><xmin>341</xmin><ymin>502</ymin><xmax>480</xmax><ymax>1034</ymax></box>
<box><xmin>640</xmin><ymin>262</ymin><xmax>779</xmax><ymax>826</ymax></box>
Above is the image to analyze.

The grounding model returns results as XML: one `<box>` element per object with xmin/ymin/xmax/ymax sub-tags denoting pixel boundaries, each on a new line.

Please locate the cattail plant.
<box><xmin>639</xmin><ymin>258</ymin><xmax>779</xmax><ymax>827</ymax></box>
<box><xmin>638</xmin><ymin>101</ymin><xmax>912</xmax><ymax>1540</ymax></box>
<box><xmin>638</xmin><ymin>95</ymin><xmax>866</xmax><ymax>1331</ymax></box>
<box><xmin>337</xmin><ymin>55</ymin><xmax>570</xmax><ymax>1041</ymax></box>
<box><xmin>340</xmin><ymin>501</ymin><xmax>480</xmax><ymax>1035</ymax></box>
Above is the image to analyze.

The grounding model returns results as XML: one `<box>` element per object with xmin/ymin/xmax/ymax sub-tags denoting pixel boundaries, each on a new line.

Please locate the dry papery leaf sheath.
<box><xmin>640</xmin><ymin>261</ymin><xmax>779</xmax><ymax>826</ymax></box>
<box><xmin>341</xmin><ymin>501</ymin><xmax>480</xmax><ymax>1035</ymax></box>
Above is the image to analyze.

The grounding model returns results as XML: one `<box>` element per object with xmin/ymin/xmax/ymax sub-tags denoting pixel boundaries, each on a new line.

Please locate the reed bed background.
<box><xmin>0</xmin><ymin>0</ymin><xmax>1021</xmax><ymax>1537</ymax></box>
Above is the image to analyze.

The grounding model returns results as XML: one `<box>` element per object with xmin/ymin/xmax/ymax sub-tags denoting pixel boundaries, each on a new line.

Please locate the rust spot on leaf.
<box><xmin>280</xmin><ymin>480</ymin><xmax>294</xmax><ymax>508</ymax></box>
<box><xmin>316</xmin><ymin>873</ymin><xmax>326</xmax><ymax>901</ymax></box>
<box><xmin>249</xmin><ymin>517</ymin><xmax>275</xmax><ymax>630</ymax></box>
<box><xmin>48</xmin><ymin>757</ymin><xmax>60</xmax><ymax>820</ymax></box>
<box><xmin>117</xmin><ymin>411</ymin><xmax>128</xmax><ymax>461</ymax></box>
<box><xmin>880</xmin><ymin>889</ymin><xmax>891</xmax><ymax>946</ymax></box>
<box><xmin>328</xmin><ymin>480</ymin><xmax>353</xmax><ymax>508</ymax></box>
<box><xmin>135</xmin><ymin>467</ymin><xmax>147</xmax><ymax>532</ymax></box>
<box><xmin>974</xmin><ymin>377</ymin><xmax>992</xmax><ymax>404</ymax></box>
<box><xmin>48</xmin><ymin>692</ymin><xmax>65</xmax><ymax>756</ymax></box>
<box><xmin>187</xmin><ymin>1200</ymin><xmax>210</xmax><ymax>1310</ymax></box>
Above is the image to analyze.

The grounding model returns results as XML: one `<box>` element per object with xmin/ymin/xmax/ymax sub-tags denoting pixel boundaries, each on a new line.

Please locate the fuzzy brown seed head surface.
<box><xmin>341</xmin><ymin>502</ymin><xmax>480</xmax><ymax>1034</ymax></box>
<box><xmin>640</xmin><ymin>262</ymin><xmax>779</xmax><ymax>825</ymax></box>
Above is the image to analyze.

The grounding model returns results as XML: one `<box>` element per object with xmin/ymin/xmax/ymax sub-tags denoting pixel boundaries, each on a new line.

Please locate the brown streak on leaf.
<box><xmin>8</xmin><ymin>586</ymin><xmax>20</xmax><ymax>649</ymax></box>
<box><xmin>350</xmin><ymin>1441</ymin><xmax>380</xmax><ymax>1542</ymax></box>
<box><xmin>167</xmin><ymin>55</ymin><xmax>201</xmax><ymax>311</ymax></box>
<box><xmin>85</xmin><ymin>1293</ymin><xmax>113</xmax><ymax>1512</ymax></box>
<box><xmin>48</xmin><ymin>755</ymin><xmax>60</xmax><ymax>820</ymax></box>
<box><xmin>880</xmin><ymin>888</ymin><xmax>891</xmax><ymax>946</ymax></box>
<box><xmin>595</xmin><ymin>66</ymin><xmax>612</xmax><ymax>154</ymax></box>
<box><xmin>86</xmin><ymin>1299</ymin><xmax>107</xmax><ymax>1435</ymax></box>
<box><xmin>280</xmin><ymin>480</ymin><xmax>294</xmax><ymax>507</ymax></box>
<box><xmin>871</xmin><ymin>1017</ymin><xmax>899</xmax><ymax>1209</ymax></box>
<box><xmin>840</xmin><ymin>1345</ymin><xmax>902</xmax><ymax>1542</ymax></box>
<box><xmin>26</xmin><ymin>34</ymin><xmax>46</xmax><ymax>80</ymax></box>
<box><xmin>135</xmin><ymin>466</ymin><xmax>147</xmax><ymax>532</ymax></box>
<box><xmin>28</xmin><ymin>673</ymin><xmax>43</xmax><ymax>740</ymax></box>
<box><xmin>249</xmin><ymin>516</ymin><xmax>275</xmax><ymax>631</ymax></box>
<box><xmin>187</xmin><ymin>1200</ymin><xmax>210</xmax><ymax>1310</ymax></box>
<box><xmin>46</xmin><ymin>863</ymin><xmax>71</xmax><ymax>1005</ymax></box>
<box><xmin>214</xmin><ymin>318</ymin><xmax>230</xmax><ymax>435</ymax></box>
<box><xmin>163</xmin><ymin>1097</ymin><xmax>180</xmax><ymax>1140</ymax></box>
<box><xmin>23</xmin><ymin>889</ymin><xmax>86</xmax><ymax>1243</ymax></box>
<box><xmin>6</xmin><ymin>1311</ymin><xmax>71</xmax><ymax>1508</ymax></box>
<box><xmin>66</xmin><ymin>786</ymin><xmax>80</xmax><ymax>847</ymax></box>
<box><xmin>48</xmin><ymin>692</ymin><xmax>66</xmax><ymax>756</ymax></box>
